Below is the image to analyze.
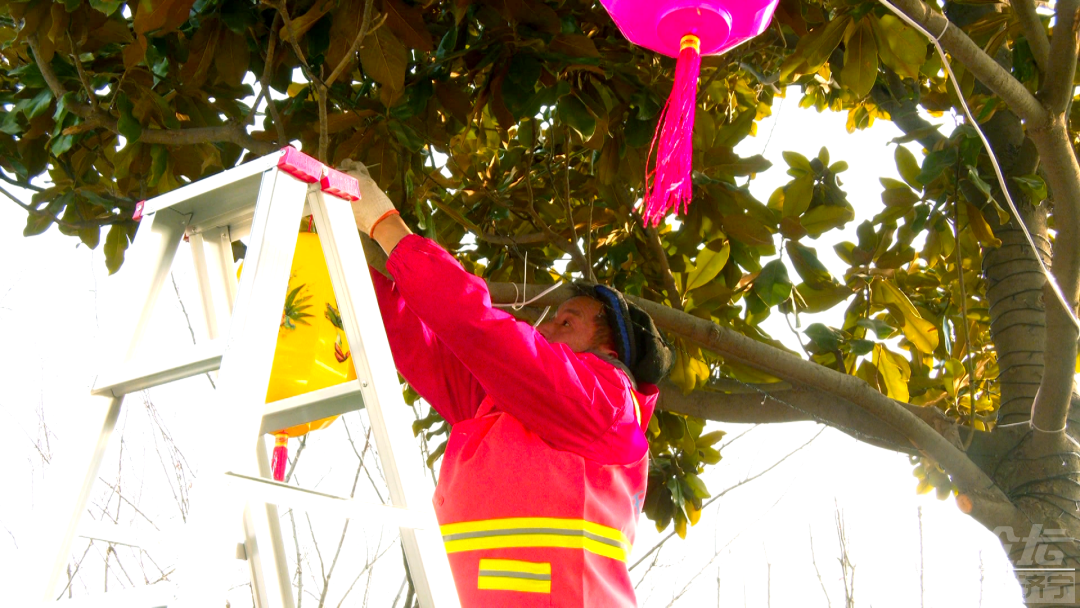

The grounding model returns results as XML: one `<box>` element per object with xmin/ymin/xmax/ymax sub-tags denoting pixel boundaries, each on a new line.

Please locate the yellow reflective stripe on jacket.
<box><xmin>477</xmin><ymin>559</ymin><xmax>551</xmax><ymax>593</ymax></box>
<box><xmin>441</xmin><ymin>517</ymin><xmax>632</xmax><ymax>562</ymax></box>
<box><xmin>631</xmin><ymin>388</ymin><xmax>641</xmax><ymax>426</ymax></box>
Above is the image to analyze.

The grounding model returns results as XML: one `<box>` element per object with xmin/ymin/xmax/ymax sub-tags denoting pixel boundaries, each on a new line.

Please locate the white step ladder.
<box><xmin>31</xmin><ymin>148</ymin><xmax>459</xmax><ymax>608</ymax></box>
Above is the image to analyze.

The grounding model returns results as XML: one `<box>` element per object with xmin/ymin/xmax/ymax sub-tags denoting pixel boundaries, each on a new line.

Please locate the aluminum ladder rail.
<box><xmin>31</xmin><ymin>149</ymin><xmax>459</xmax><ymax>608</ymax></box>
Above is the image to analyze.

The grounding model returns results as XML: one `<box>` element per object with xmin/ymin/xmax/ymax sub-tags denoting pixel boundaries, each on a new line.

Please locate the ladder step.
<box><xmin>92</xmin><ymin>339</ymin><xmax>225</xmax><ymax>397</ymax></box>
<box><xmin>260</xmin><ymin>379</ymin><xmax>364</xmax><ymax>434</ymax></box>
<box><xmin>224</xmin><ymin>472</ymin><xmax>433</xmax><ymax>530</ymax></box>
<box><xmin>93</xmin><ymin>343</ymin><xmax>366</xmax><ymax>432</ymax></box>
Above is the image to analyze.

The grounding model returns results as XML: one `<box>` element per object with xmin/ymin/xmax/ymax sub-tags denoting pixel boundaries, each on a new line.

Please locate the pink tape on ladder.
<box><xmin>320</xmin><ymin>168</ymin><xmax>361</xmax><ymax>201</ymax></box>
<box><xmin>278</xmin><ymin>147</ymin><xmax>324</xmax><ymax>183</ymax></box>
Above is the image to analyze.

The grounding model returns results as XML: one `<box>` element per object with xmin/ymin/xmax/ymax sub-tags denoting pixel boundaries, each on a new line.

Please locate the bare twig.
<box><xmin>643</xmin><ymin>223</ymin><xmax>683</xmax><ymax>310</ymax></box>
<box><xmin>1012</xmin><ymin>0</ymin><xmax>1051</xmax><ymax>71</ymax></box>
<box><xmin>259</xmin><ymin>14</ymin><xmax>288</xmax><ymax>145</ymax></box>
<box><xmin>809</xmin><ymin>525</ymin><xmax>832</xmax><ymax>608</ymax></box>
<box><xmin>66</xmin><ymin>32</ymin><xmax>98</xmax><ymax>107</ymax></box>
<box><xmin>630</xmin><ymin>428</ymin><xmax>824</xmax><ymax>571</ymax></box>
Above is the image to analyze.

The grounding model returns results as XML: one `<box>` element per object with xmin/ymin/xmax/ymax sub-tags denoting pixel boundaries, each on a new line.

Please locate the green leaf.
<box><xmin>870</xmin><ymin>278</ymin><xmax>939</xmax><ymax>352</ymax></box>
<box><xmin>89</xmin><ymin>0</ymin><xmax>123</xmax><ymax>15</ymax></box>
<box><xmin>359</xmin><ymin>26</ymin><xmax>408</xmax><ymax>93</ymax></box>
<box><xmin>79</xmin><ymin>224</ymin><xmax>101</xmax><ymax>249</ymax></box>
<box><xmin>25</xmin><ymin>88</ymin><xmax>54</xmax><ymax>119</ymax></box>
<box><xmin>548</xmin><ymin>33</ymin><xmax>600</xmax><ymax>58</ymax></box>
<box><xmin>785</xmin><ymin>241</ymin><xmax>832</xmax><ymax>288</ymax></box>
<box><xmin>50</xmin><ymin>133</ymin><xmax>76</xmax><ymax>156</ymax></box>
<box><xmin>793</xmin><ymin>282</ymin><xmax>853</xmax><ymax>313</ymax></box>
<box><xmin>685</xmin><ymin>239</ymin><xmax>730</xmax><ymax>292</ymax></box>
<box><xmin>782</xmin><ymin>151</ymin><xmax>812</xmax><ymax>175</ymax></box>
<box><xmin>871</xmin><ymin>14</ymin><xmax>925</xmax><ymax>80</ymax></box>
<box><xmin>558</xmin><ymin>94</ymin><xmax>596</xmax><ymax>140</ymax></box>
<box><xmin>918</xmin><ymin>148</ymin><xmax>957</xmax><ymax>185</ymax></box>
<box><xmin>856</xmin><ymin>317</ymin><xmax>896</xmax><ymax>340</ymax></box>
<box><xmin>684</xmin><ymin>473</ymin><xmax>710</xmax><ymax>499</ymax></box>
<box><xmin>753</xmin><ymin>260</ymin><xmax>792</xmax><ymax>307</ymax></box>
<box><xmin>800</xmin><ymin>204</ymin><xmax>854</xmax><ymax>237</ymax></box>
<box><xmin>783</xmin><ymin>174</ymin><xmax>814</xmax><ymax>218</ymax></box>
<box><xmin>880</xmin><ymin>177</ymin><xmax>919</xmax><ymax>209</ymax></box>
<box><xmin>1012</xmin><ymin>174</ymin><xmax>1047</xmax><ymax>203</ymax></box>
<box><xmin>873</xmin><ymin>344</ymin><xmax>911</xmax><ymax>402</ymax></box>
<box><xmin>895</xmin><ymin>145</ymin><xmax>922</xmax><ymax>189</ymax></box>
<box><xmin>104</xmin><ymin>222</ymin><xmax>132</xmax><ymax>274</ymax></box>
<box><xmin>116</xmin><ymin>93</ymin><xmax>142</xmax><ymax>142</ymax></box>
<box><xmin>436</xmin><ymin>23</ymin><xmax>458</xmax><ymax>59</ymax></box>
<box><xmin>149</xmin><ymin>144</ymin><xmax>168</xmax><ymax>187</ymax></box>
<box><xmin>721</xmin><ymin>213</ymin><xmax>773</xmax><ymax>246</ymax></box>
<box><xmin>805</xmin><ymin>323</ymin><xmax>843</xmax><ymax>353</ymax></box>
<box><xmin>841</xmin><ymin>18</ymin><xmax>879</xmax><ymax>99</ymax></box>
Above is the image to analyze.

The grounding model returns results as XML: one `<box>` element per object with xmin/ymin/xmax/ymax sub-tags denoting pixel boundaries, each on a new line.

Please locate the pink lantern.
<box><xmin>599</xmin><ymin>0</ymin><xmax>781</xmax><ymax>226</ymax></box>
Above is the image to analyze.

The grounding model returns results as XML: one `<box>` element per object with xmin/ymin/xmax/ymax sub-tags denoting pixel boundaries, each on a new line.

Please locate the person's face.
<box><xmin>536</xmin><ymin>296</ymin><xmax>605</xmax><ymax>353</ymax></box>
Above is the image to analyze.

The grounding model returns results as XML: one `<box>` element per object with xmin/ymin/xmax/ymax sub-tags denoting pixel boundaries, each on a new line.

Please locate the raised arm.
<box><xmin>370</xmin><ymin>267</ymin><xmax>485</xmax><ymax>425</ymax></box>
<box><xmin>383</xmin><ymin>234</ymin><xmax>631</xmax><ymax>456</ymax></box>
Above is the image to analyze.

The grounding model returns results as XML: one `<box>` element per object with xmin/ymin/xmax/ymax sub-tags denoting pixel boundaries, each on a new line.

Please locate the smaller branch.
<box><xmin>1</xmin><ymin>184</ymin><xmax>127</xmax><ymax>230</ymax></box>
<box><xmin>318</xmin><ymin>79</ymin><xmax>329</xmax><ymax>163</ymax></box>
<box><xmin>259</xmin><ymin>15</ymin><xmax>288</xmax><ymax>145</ymax></box>
<box><xmin>325</xmin><ymin>0</ymin><xmax>378</xmax><ymax>87</ymax></box>
<box><xmin>643</xmin><ymin>223</ymin><xmax>683</xmax><ymax>310</ymax></box>
<box><xmin>1013</xmin><ymin>0</ymin><xmax>1051</xmax><ymax>72</ymax></box>
<box><xmin>0</xmin><ymin>170</ymin><xmax>43</xmax><ymax>192</ymax></box>
<box><xmin>630</xmin><ymin>428</ymin><xmax>823</xmax><ymax>572</ymax></box>
<box><xmin>28</xmin><ymin>33</ymin><xmax>278</xmax><ymax>155</ymax></box>
<box><xmin>736</xmin><ymin>62</ymin><xmax>779</xmax><ymax>95</ymax></box>
<box><xmin>478</xmin><ymin>231</ymin><xmax>549</xmax><ymax>245</ymax></box>
<box><xmin>882</xmin><ymin>0</ymin><xmax>1048</xmax><ymax>126</ymax></box>
<box><xmin>66</xmin><ymin>32</ymin><xmax>98</xmax><ymax>108</ymax></box>
<box><xmin>1042</xmin><ymin>0</ymin><xmax>1080</xmax><ymax>113</ymax></box>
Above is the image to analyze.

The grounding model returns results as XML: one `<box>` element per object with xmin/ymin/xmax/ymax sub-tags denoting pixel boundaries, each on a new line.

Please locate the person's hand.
<box><xmin>339</xmin><ymin>159</ymin><xmax>397</xmax><ymax>237</ymax></box>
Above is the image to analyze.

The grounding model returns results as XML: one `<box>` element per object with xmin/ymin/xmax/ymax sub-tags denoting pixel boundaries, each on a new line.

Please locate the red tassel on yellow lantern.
<box><xmin>243</xmin><ymin>221</ymin><xmax>357</xmax><ymax>481</ymax></box>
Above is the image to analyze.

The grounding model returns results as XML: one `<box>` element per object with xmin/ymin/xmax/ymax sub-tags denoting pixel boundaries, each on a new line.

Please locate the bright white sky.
<box><xmin>0</xmin><ymin>90</ymin><xmax>1027</xmax><ymax>607</ymax></box>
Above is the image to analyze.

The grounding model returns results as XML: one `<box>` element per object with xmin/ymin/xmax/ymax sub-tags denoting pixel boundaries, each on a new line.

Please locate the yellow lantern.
<box><xmin>250</xmin><ymin>226</ymin><xmax>357</xmax><ymax>480</ymax></box>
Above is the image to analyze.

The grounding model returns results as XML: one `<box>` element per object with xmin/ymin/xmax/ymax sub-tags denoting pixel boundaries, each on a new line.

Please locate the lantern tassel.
<box><xmin>271</xmin><ymin>433</ymin><xmax>289</xmax><ymax>482</ymax></box>
<box><xmin>644</xmin><ymin>34</ymin><xmax>701</xmax><ymax>227</ymax></box>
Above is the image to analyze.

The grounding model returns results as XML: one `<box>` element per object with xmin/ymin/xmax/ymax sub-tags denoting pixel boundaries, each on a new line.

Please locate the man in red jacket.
<box><xmin>349</xmin><ymin>164</ymin><xmax>672</xmax><ymax>607</ymax></box>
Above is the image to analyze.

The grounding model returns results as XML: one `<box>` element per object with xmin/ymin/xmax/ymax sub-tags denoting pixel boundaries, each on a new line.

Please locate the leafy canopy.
<box><xmin>0</xmin><ymin>0</ymin><xmax>1035</xmax><ymax>535</ymax></box>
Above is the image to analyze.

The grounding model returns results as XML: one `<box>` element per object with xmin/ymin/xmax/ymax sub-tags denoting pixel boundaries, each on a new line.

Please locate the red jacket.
<box><xmin>373</xmin><ymin>235</ymin><xmax>658</xmax><ymax>607</ymax></box>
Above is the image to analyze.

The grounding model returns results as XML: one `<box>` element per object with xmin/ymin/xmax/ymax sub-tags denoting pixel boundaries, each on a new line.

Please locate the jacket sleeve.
<box><xmin>370</xmin><ymin>267</ymin><xmax>486</xmax><ymax>425</ymax></box>
<box><xmin>384</xmin><ymin>235</ymin><xmax>637</xmax><ymax>458</ymax></box>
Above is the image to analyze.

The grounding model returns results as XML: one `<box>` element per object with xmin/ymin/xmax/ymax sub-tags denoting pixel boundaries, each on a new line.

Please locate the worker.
<box><xmin>346</xmin><ymin>161</ymin><xmax>673</xmax><ymax>607</ymax></box>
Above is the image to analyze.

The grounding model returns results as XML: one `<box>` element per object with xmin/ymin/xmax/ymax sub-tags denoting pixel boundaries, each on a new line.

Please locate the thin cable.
<box><xmin>492</xmin><ymin>281</ymin><xmax>565</xmax><ymax>309</ymax></box>
<box><xmin>877</xmin><ymin>0</ymin><xmax>1080</xmax><ymax>330</ymax></box>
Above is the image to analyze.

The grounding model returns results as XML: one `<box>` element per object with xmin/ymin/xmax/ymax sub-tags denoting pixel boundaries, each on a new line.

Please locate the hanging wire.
<box><xmin>876</xmin><ymin>0</ymin><xmax>1080</xmax><ymax>331</ymax></box>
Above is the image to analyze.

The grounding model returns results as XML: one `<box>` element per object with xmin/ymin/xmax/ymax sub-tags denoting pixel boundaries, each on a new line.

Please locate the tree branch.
<box><xmin>643</xmin><ymin>224</ymin><xmax>684</xmax><ymax>310</ymax></box>
<box><xmin>325</xmin><ymin>0</ymin><xmax>377</xmax><ymax>88</ymax></box>
<box><xmin>1027</xmin><ymin>118</ymin><xmax>1080</xmax><ymax>437</ymax></box>
<box><xmin>1012</xmin><ymin>0</ymin><xmax>1051</xmax><ymax>72</ymax></box>
<box><xmin>871</xmin><ymin>69</ymin><xmax>945</xmax><ymax>150</ymax></box>
<box><xmin>1042</xmin><ymin>0</ymin><xmax>1080</xmax><ymax>114</ymax></box>
<box><xmin>880</xmin><ymin>0</ymin><xmax>1048</xmax><ymax>126</ymax></box>
<box><xmin>656</xmin><ymin>380</ymin><xmax>925</xmax><ymax>454</ymax></box>
<box><xmin>477</xmin><ymin>231</ymin><xmax>549</xmax><ymax>245</ymax></box>
<box><xmin>27</xmin><ymin>33</ymin><xmax>278</xmax><ymax>156</ymax></box>
<box><xmin>485</xmin><ymin>281</ymin><xmax>1019</xmax><ymax>526</ymax></box>
<box><xmin>258</xmin><ymin>14</ymin><xmax>288</xmax><ymax>146</ymax></box>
